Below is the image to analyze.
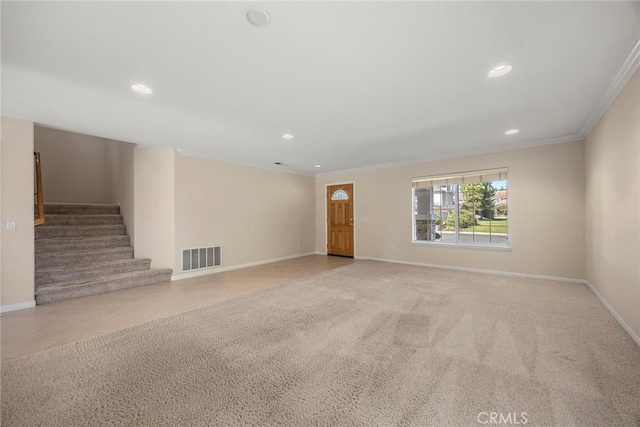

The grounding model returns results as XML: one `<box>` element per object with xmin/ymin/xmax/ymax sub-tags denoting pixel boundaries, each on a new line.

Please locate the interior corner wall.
<box><xmin>1</xmin><ymin>117</ymin><xmax>35</xmax><ymax>308</ymax></box>
<box><xmin>315</xmin><ymin>140</ymin><xmax>586</xmax><ymax>280</ymax></box>
<box><xmin>34</xmin><ymin>126</ymin><xmax>112</xmax><ymax>203</ymax></box>
<box><xmin>107</xmin><ymin>139</ymin><xmax>136</xmax><ymax>246</ymax></box>
<box><xmin>173</xmin><ymin>153</ymin><xmax>316</xmax><ymax>278</ymax></box>
<box><xmin>585</xmin><ymin>70</ymin><xmax>640</xmax><ymax>339</ymax></box>
<box><xmin>133</xmin><ymin>147</ymin><xmax>176</xmax><ymax>271</ymax></box>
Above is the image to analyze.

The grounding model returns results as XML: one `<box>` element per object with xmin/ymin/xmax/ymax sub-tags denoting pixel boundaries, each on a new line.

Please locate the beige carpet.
<box><xmin>2</xmin><ymin>261</ymin><xmax>639</xmax><ymax>426</ymax></box>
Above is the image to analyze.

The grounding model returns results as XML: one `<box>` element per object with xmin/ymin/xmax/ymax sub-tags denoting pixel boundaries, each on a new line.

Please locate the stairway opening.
<box><xmin>35</xmin><ymin>203</ymin><xmax>173</xmax><ymax>304</ymax></box>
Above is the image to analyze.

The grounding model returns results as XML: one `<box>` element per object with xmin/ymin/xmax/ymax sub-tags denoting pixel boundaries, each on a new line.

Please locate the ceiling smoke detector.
<box><xmin>247</xmin><ymin>8</ymin><xmax>270</xmax><ymax>27</ymax></box>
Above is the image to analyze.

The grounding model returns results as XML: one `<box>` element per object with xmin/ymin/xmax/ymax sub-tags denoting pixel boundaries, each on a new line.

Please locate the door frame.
<box><xmin>324</xmin><ymin>181</ymin><xmax>356</xmax><ymax>258</ymax></box>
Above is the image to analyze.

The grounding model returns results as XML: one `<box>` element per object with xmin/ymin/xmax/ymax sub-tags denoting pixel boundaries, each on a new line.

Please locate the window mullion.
<box><xmin>455</xmin><ymin>185</ymin><xmax>460</xmax><ymax>242</ymax></box>
<box><xmin>412</xmin><ymin>173</ymin><xmax>508</xmax><ymax>247</ymax></box>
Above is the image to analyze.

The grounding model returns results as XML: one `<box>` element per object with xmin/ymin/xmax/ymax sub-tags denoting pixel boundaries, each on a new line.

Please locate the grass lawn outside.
<box><xmin>458</xmin><ymin>218</ymin><xmax>508</xmax><ymax>234</ymax></box>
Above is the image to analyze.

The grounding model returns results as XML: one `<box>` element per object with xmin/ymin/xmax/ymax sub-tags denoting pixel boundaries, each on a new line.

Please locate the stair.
<box><xmin>35</xmin><ymin>203</ymin><xmax>172</xmax><ymax>304</ymax></box>
<box><xmin>36</xmin><ymin>224</ymin><xmax>126</xmax><ymax>239</ymax></box>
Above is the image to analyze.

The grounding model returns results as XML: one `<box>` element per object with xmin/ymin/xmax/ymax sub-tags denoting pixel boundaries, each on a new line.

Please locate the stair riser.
<box><xmin>44</xmin><ymin>205</ymin><xmax>120</xmax><ymax>215</ymax></box>
<box><xmin>36</xmin><ymin>236</ymin><xmax>131</xmax><ymax>254</ymax></box>
<box><xmin>36</xmin><ymin>226</ymin><xmax>126</xmax><ymax>239</ymax></box>
<box><xmin>36</xmin><ymin>260</ymin><xmax>151</xmax><ymax>287</ymax></box>
<box><xmin>44</xmin><ymin>215</ymin><xmax>124</xmax><ymax>226</ymax></box>
<box><xmin>35</xmin><ymin>203</ymin><xmax>172</xmax><ymax>304</ymax></box>
<box><xmin>36</xmin><ymin>270</ymin><xmax>173</xmax><ymax>304</ymax></box>
<box><xmin>36</xmin><ymin>249</ymin><xmax>134</xmax><ymax>269</ymax></box>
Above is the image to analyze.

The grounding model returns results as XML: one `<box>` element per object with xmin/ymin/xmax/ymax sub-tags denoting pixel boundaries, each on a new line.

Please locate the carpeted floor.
<box><xmin>2</xmin><ymin>261</ymin><xmax>639</xmax><ymax>426</ymax></box>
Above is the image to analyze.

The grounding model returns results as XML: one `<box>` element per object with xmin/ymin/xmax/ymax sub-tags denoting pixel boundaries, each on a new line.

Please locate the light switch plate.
<box><xmin>6</xmin><ymin>221</ymin><xmax>16</xmax><ymax>232</ymax></box>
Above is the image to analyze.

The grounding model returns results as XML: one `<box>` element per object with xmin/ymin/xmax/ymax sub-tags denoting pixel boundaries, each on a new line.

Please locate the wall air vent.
<box><xmin>182</xmin><ymin>246</ymin><xmax>221</xmax><ymax>272</ymax></box>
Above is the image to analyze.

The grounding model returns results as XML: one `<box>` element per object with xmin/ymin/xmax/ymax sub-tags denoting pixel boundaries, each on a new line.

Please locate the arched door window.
<box><xmin>331</xmin><ymin>189</ymin><xmax>349</xmax><ymax>201</ymax></box>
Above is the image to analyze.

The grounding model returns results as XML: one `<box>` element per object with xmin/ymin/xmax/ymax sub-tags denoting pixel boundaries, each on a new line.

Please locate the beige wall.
<box><xmin>107</xmin><ymin>140</ymin><xmax>135</xmax><ymax>246</ymax></box>
<box><xmin>133</xmin><ymin>147</ymin><xmax>176</xmax><ymax>271</ymax></box>
<box><xmin>174</xmin><ymin>153</ymin><xmax>315</xmax><ymax>277</ymax></box>
<box><xmin>34</xmin><ymin>127</ymin><xmax>136</xmax><ymax>211</ymax></box>
<box><xmin>35</xmin><ymin>126</ymin><xmax>112</xmax><ymax>203</ymax></box>
<box><xmin>316</xmin><ymin>141</ymin><xmax>585</xmax><ymax>280</ymax></box>
<box><xmin>34</xmin><ymin>127</ymin><xmax>136</xmax><ymax>234</ymax></box>
<box><xmin>585</xmin><ymin>70</ymin><xmax>640</xmax><ymax>339</ymax></box>
<box><xmin>1</xmin><ymin>117</ymin><xmax>35</xmax><ymax>308</ymax></box>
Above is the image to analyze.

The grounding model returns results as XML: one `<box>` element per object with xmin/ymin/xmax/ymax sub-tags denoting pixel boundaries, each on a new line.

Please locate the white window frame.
<box><xmin>411</xmin><ymin>169</ymin><xmax>510</xmax><ymax>250</ymax></box>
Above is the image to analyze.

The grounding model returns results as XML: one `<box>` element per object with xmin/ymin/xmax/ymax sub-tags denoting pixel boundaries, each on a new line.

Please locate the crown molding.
<box><xmin>315</xmin><ymin>133</ymin><xmax>582</xmax><ymax>178</ymax></box>
<box><xmin>579</xmin><ymin>36</ymin><xmax>640</xmax><ymax>139</ymax></box>
<box><xmin>317</xmin><ymin>36</ymin><xmax>640</xmax><ymax>178</ymax></box>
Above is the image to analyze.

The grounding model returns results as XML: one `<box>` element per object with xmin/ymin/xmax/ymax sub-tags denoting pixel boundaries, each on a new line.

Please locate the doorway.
<box><xmin>326</xmin><ymin>183</ymin><xmax>354</xmax><ymax>257</ymax></box>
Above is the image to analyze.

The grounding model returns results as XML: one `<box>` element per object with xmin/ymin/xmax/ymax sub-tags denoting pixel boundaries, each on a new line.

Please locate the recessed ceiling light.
<box><xmin>487</xmin><ymin>64</ymin><xmax>513</xmax><ymax>78</ymax></box>
<box><xmin>315</xmin><ymin>165</ymin><xmax>322</xmax><ymax>168</ymax></box>
<box><xmin>282</xmin><ymin>134</ymin><xmax>294</xmax><ymax>140</ymax></box>
<box><xmin>131</xmin><ymin>84</ymin><xmax>153</xmax><ymax>95</ymax></box>
<box><xmin>247</xmin><ymin>8</ymin><xmax>270</xmax><ymax>27</ymax></box>
<box><xmin>505</xmin><ymin>129</ymin><xmax>519</xmax><ymax>135</ymax></box>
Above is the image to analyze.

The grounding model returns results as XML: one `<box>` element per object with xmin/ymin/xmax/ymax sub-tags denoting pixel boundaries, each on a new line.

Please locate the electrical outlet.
<box><xmin>391</xmin><ymin>244</ymin><xmax>397</xmax><ymax>252</ymax></box>
<box><xmin>228</xmin><ymin>250</ymin><xmax>233</xmax><ymax>258</ymax></box>
<box><xmin>6</xmin><ymin>221</ymin><xmax>16</xmax><ymax>232</ymax></box>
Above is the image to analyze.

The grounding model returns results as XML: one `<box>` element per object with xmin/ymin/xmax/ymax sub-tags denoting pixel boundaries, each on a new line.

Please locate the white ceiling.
<box><xmin>2</xmin><ymin>1</ymin><xmax>639</xmax><ymax>175</ymax></box>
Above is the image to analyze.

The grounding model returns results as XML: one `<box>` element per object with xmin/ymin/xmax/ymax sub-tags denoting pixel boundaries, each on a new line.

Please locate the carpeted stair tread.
<box><xmin>36</xmin><ymin>224</ymin><xmax>126</xmax><ymax>239</ymax></box>
<box><xmin>35</xmin><ymin>201</ymin><xmax>173</xmax><ymax>303</ymax></box>
<box><xmin>43</xmin><ymin>203</ymin><xmax>121</xmax><ymax>215</ymax></box>
<box><xmin>36</xmin><ymin>258</ymin><xmax>152</xmax><ymax>287</ymax></box>
<box><xmin>36</xmin><ymin>268</ymin><xmax>173</xmax><ymax>293</ymax></box>
<box><xmin>36</xmin><ymin>247</ymin><xmax>134</xmax><ymax>269</ymax></box>
<box><xmin>44</xmin><ymin>214</ymin><xmax>124</xmax><ymax>226</ymax></box>
<box><xmin>35</xmin><ymin>269</ymin><xmax>174</xmax><ymax>304</ymax></box>
<box><xmin>36</xmin><ymin>235</ymin><xmax>131</xmax><ymax>253</ymax></box>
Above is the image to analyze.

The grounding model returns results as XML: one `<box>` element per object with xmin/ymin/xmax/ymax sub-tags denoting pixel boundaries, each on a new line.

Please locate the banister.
<box><xmin>34</xmin><ymin>152</ymin><xmax>45</xmax><ymax>226</ymax></box>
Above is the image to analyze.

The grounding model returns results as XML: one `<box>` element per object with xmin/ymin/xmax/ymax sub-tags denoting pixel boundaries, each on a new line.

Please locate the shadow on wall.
<box><xmin>34</xmin><ymin>126</ymin><xmax>136</xmax><ymax>205</ymax></box>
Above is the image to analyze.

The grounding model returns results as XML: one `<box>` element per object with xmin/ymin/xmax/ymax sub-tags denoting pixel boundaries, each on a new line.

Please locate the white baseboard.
<box><xmin>356</xmin><ymin>256</ymin><xmax>585</xmax><ymax>284</ymax></box>
<box><xmin>171</xmin><ymin>252</ymin><xmax>317</xmax><ymax>281</ymax></box>
<box><xmin>357</xmin><ymin>256</ymin><xmax>640</xmax><ymax>347</ymax></box>
<box><xmin>315</xmin><ymin>251</ymin><xmax>327</xmax><ymax>255</ymax></box>
<box><xmin>1</xmin><ymin>300</ymin><xmax>36</xmax><ymax>313</ymax></box>
<box><xmin>583</xmin><ymin>281</ymin><xmax>640</xmax><ymax>347</ymax></box>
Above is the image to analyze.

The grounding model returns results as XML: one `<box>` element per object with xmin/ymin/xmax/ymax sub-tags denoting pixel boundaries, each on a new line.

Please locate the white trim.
<box><xmin>355</xmin><ymin>257</ymin><xmax>640</xmax><ymax>346</ymax></box>
<box><xmin>171</xmin><ymin>252</ymin><xmax>316</xmax><ymax>281</ymax></box>
<box><xmin>412</xmin><ymin>167</ymin><xmax>508</xmax><ymax>184</ymax></box>
<box><xmin>411</xmin><ymin>176</ymin><xmax>510</xmax><ymax>250</ymax></box>
<box><xmin>315</xmin><ymin>37</ymin><xmax>640</xmax><ymax>179</ymax></box>
<box><xmin>355</xmin><ymin>256</ymin><xmax>585</xmax><ymax>284</ymax></box>
<box><xmin>1</xmin><ymin>300</ymin><xmax>36</xmax><ymax>313</ymax></box>
<box><xmin>315</xmin><ymin>134</ymin><xmax>582</xmax><ymax>178</ymax></box>
<box><xmin>583</xmin><ymin>280</ymin><xmax>640</xmax><ymax>347</ymax></box>
<box><xmin>324</xmin><ymin>182</ymin><xmax>357</xmax><ymax>258</ymax></box>
<box><xmin>410</xmin><ymin>241</ymin><xmax>511</xmax><ymax>252</ymax></box>
<box><xmin>315</xmin><ymin>251</ymin><xmax>327</xmax><ymax>255</ymax></box>
<box><xmin>579</xmin><ymin>36</ymin><xmax>640</xmax><ymax>138</ymax></box>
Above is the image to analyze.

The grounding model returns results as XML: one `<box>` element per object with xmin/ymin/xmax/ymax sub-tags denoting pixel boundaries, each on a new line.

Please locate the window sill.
<box><xmin>411</xmin><ymin>241</ymin><xmax>512</xmax><ymax>252</ymax></box>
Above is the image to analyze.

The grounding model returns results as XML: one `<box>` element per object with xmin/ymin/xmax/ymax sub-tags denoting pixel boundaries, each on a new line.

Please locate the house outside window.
<box><xmin>412</xmin><ymin>168</ymin><xmax>508</xmax><ymax>247</ymax></box>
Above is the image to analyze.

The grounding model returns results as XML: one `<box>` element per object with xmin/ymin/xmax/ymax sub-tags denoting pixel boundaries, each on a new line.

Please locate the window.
<box><xmin>412</xmin><ymin>168</ymin><xmax>508</xmax><ymax>247</ymax></box>
<box><xmin>331</xmin><ymin>189</ymin><xmax>349</xmax><ymax>200</ymax></box>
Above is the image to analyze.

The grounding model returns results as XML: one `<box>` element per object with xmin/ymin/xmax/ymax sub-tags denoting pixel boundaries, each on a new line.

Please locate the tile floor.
<box><xmin>1</xmin><ymin>255</ymin><xmax>355</xmax><ymax>361</ymax></box>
